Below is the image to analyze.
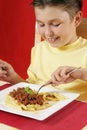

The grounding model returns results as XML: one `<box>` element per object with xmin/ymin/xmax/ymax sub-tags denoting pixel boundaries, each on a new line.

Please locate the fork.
<box><xmin>37</xmin><ymin>67</ymin><xmax>81</xmax><ymax>94</ymax></box>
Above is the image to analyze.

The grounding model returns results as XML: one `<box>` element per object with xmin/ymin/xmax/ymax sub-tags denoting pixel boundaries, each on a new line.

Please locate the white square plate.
<box><xmin>0</xmin><ymin>82</ymin><xmax>79</xmax><ymax>121</ymax></box>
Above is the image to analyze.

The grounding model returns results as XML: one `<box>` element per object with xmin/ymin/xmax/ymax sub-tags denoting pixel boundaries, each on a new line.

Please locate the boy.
<box><xmin>0</xmin><ymin>0</ymin><xmax>87</xmax><ymax>101</ymax></box>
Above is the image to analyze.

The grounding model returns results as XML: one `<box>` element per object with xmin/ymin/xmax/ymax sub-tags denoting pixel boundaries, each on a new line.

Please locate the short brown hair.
<box><xmin>32</xmin><ymin>0</ymin><xmax>82</xmax><ymax>19</ymax></box>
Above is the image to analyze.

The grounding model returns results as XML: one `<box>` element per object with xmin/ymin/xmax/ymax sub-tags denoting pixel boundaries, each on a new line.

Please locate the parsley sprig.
<box><xmin>24</xmin><ymin>87</ymin><xmax>34</xmax><ymax>95</ymax></box>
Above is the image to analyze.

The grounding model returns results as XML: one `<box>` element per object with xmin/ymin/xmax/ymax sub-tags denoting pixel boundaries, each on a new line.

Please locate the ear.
<box><xmin>74</xmin><ymin>11</ymin><xmax>83</xmax><ymax>27</ymax></box>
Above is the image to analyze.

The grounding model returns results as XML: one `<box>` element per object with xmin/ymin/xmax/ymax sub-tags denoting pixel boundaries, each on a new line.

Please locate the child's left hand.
<box><xmin>50</xmin><ymin>66</ymin><xmax>81</xmax><ymax>86</ymax></box>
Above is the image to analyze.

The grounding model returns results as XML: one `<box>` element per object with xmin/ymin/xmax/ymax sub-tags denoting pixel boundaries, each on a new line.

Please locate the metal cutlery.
<box><xmin>37</xmin><ymin>67</ymin><xmax>81</xmax><ymax>94</ymax></box>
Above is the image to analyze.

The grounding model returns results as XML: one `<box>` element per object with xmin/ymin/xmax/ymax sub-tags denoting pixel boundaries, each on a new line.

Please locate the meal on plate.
<box><xmin>5</xmin><ymin>86</ymin><xmax>67</xmax><ymax>111</ymax></box>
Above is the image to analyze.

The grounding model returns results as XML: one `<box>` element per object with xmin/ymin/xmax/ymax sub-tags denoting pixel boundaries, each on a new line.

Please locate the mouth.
<box><xmin>46</xmin><ymin>37</ymin><xmax>59</xmax><ymax>43</ymax></box>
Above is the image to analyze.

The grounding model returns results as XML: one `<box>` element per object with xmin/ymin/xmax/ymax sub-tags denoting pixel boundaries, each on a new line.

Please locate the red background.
<box><xmin>0</xmin><ymin>0</ymin><xmax>87</xmax><ymax>79</ymax></box>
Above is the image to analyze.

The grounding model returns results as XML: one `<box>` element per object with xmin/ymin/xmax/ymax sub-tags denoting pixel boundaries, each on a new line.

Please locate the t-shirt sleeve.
<box><xmin>26</xmin><ymin>47</ymin><xmax>38</xmax><ymax>83</ymax></box>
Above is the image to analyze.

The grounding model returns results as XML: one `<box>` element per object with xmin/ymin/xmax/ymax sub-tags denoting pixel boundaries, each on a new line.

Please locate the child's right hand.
<box><xmin>0</xmin><ymin>59</ymin><xmax>19</xmax><ymax>83</ymax></box>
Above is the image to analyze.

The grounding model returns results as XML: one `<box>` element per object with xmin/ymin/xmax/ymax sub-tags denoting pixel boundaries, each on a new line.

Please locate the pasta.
<box><xmin>5</xmin><ymin>87</ymin><xmax>67</xmax><ymax>111</ymax></box>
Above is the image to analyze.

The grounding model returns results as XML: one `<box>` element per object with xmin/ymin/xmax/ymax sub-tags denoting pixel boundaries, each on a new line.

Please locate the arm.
<box><xmin>0</xmin><ymin>59</ymin><xmax>25</xmax><ymax>84</ymax></box>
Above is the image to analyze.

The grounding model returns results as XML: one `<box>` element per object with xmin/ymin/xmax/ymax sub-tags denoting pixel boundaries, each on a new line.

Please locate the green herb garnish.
<box><xmin>24</xmin><ymin>87</ymin><xmax>34</xmax><ymax>95</ymax></box>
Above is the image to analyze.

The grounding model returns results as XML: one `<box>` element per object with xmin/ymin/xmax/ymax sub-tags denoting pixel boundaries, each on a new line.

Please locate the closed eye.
<box><xmin>52</xmin><ymin>24</ymin><xmax>60</xmax><ymax>27</ymax></box>
<box><xmin>39</xmin><ymin>24</ymin><xmax>45</xmax><ymax>27</ymax></box>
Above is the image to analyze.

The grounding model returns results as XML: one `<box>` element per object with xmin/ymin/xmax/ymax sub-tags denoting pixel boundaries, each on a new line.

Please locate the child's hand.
<box><xmin>50</xmin><ymin>66</ymin><xmax>82</xmax><ymax>86</ymax></box>
<box><xmin>0</xmin><ymin>59</ymin><xmax>17</xmax><ymax>83</ymax></box>
<box><xmin>0</xmin><ymin>67</ymin><xmax>7</xmax><ymax>78</ymax></box>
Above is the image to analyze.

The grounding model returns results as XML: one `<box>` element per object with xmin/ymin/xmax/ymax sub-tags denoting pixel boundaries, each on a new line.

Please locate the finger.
<box><xmin>0</xmin><ymin>69</ymin><xmax>7</xmax><ymax>74</ymax></box>
<box><xmin>51</xmin><ymin>74</ymin><xmax>60</xmax><ymax>84</ymax></box>
<box><xmin>54</xmin><ymin>73</ymin><xmax>62</xmax><ymax>81</ymax></box>
<box><xmin>64</xmin><ymin>77</ymin><xmax>74</xmax><ymax>83</ymax></box>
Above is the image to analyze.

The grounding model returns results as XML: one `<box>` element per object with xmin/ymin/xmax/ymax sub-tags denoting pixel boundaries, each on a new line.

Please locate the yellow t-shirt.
<box><xmin>27</xmin><ymin>37</ymin><xmax>87</xmax><ymax>102</ymax></box>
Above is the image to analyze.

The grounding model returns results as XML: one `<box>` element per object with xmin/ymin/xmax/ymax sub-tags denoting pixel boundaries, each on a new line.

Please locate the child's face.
<box><xmin>35</xmin><ymin>6</ymin><xmax>81</xmax><ymax>48</ymax></box>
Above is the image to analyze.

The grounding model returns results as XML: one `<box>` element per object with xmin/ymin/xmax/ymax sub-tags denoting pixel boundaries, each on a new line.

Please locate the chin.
<box><xmin>50</xmin><ymin>43</ymin><xmax>62</xmax><ymax>48</ymax></box>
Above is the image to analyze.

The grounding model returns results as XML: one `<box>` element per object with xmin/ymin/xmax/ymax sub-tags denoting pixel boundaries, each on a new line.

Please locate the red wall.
<box><xmin>0</xmin><ymin>0</ymin><xmax>35</xmax><ymax>79</ymax></box>
<box><xmin>0</xmin><ymin>0</ymin><xmax>86</xmax><ymax>79</ymax></box>
<box><xmin>82</xmin><ymin>0</ymin><xmax>87</xmax><ymax>18</ymax></box>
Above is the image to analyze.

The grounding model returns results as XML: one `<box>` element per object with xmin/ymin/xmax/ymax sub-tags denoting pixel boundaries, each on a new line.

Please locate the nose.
<box><xmin>45</xmin><ymin>26</ymin><xmax>53</xmax><ymax>37</ymax></box>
